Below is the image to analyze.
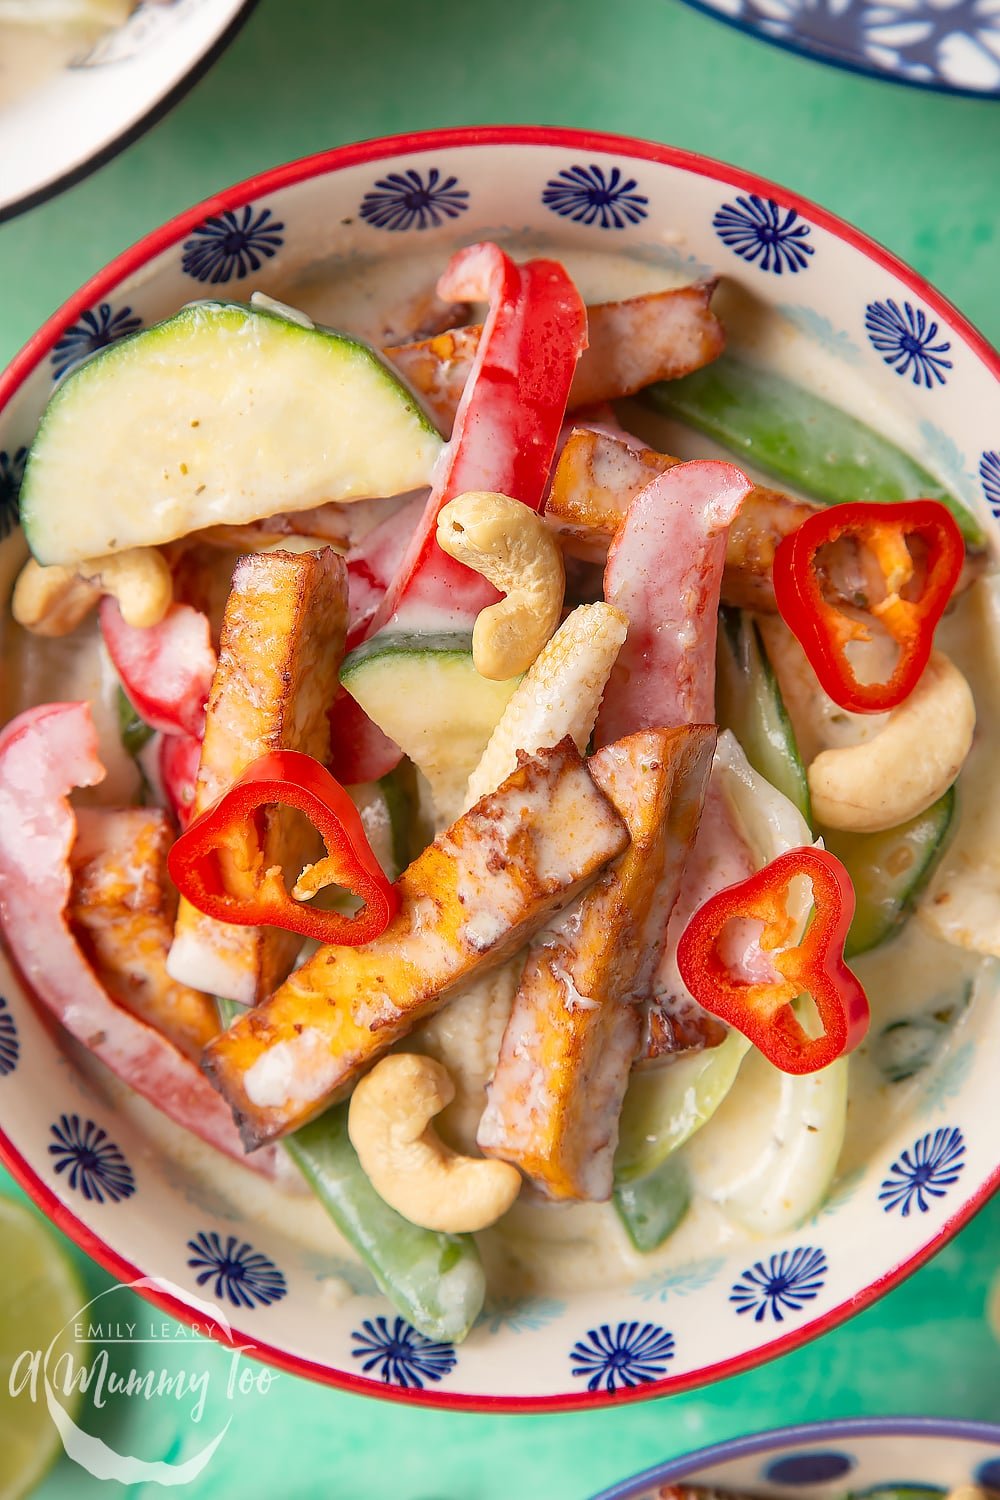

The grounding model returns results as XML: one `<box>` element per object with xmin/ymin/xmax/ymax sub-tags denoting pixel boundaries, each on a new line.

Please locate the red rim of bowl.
<box><xmin>0</xmin><ymin>125</ymin><xmax>998</xmax><ymax>1413</ymax></box>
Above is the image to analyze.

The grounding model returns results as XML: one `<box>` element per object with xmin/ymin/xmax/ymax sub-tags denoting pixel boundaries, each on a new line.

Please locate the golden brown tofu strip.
<box><xmin>386</xmin><ymin>283</ymin><xmax>725</xmax><ymax>435</ymax></box>
<box><xmin>167</xmin><ymin>547</ymin><xmax>348</xmax><ymax>1006</ymax></box>
<box><xmin>544</xmin><ymin>429</ymin><xmax>816</xmax><ymax>612</ymax></box>
<box><xmin>69</xmin><ymin>808</ymin><xmax>219</xmax><ymax>1061</ymax></box>
<box><xmin>203</xmin><ymin>739</ymin><xmax>630</xmax><ymax>1149</ymax></box>
<box><xmin>477</xmin><ymin>726</ymin><xmax>715</xmax><ymax>1201</ymax></box>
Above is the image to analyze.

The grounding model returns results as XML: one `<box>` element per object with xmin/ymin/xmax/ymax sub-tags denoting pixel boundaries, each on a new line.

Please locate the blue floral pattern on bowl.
<box><xmin>359</xmin><ymin>169</ymin><xmax>470</xmax><ymax>232</ymax></box>
<box><xmin>675</xmin><ymin>0</ymin><xmax>1000</xmax><ymax>97</ymax></box>
<box><xmin>879</xmin><ymin>1125</ymin><xmax>966</xmax><ymax>1215</ymax></box>
<box><xmin>730</xmin><ymin>1247</ymin><xmax>828</xmax><ymax>1323</ymax></box>
<box><xmin>980</xmin><ymin>451</ymin><xmax>1000</xmax><ymax>515</ymax></box>
<box><xmin>48</xmin><ymin>1114</ymin><xmax>135</xmax><ymax>1204</ymax></box>
<box><xmin>570</xmin><ymin>1321</ymin><xmax>675</xmax><ymax>1392</ymax></box>
<box><xmin>350</xmin><ymin>1315</ymin><xmax>456</xmax><ymax>1388</ymax></box>
<box><xmin>50</xmin><ymin>302</ymin><xmax>142</xmax><ymax>380</ymax></box>
<box><xmin>181</xmin><ymin>205</ymin><xmax>284</xmax><ymax>285</ymax></box>
<box><xmin>0</xmin><ymin>448</ymin><xmax>24</xmax><ymax>541</ymax></box>
<box><xmin>0</xmin><ymin>996</ymin><xmax>18</xmax><ymax>1076</ymax></box>
<box><xmin>864</xmin><ymin>299</ymin><xmax>953</xmax><ymax>388</ymax></box>
<box><xmin>186</xmin><ymin>1230</ymin><xmax>287</xmax><ymax>1309</ymax></box>
<box><xmin>542</xmin><ymin>164</ymin><xmax>648</xmax><ymax>229</ymax></box>
<box><xmin>713</xmin><ymin>195</ymin><xmax>814</xmax><ymax>274</ymax></box>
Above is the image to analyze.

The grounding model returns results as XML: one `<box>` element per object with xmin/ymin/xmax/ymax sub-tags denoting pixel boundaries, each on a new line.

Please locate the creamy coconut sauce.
<box><xmin>3</xmin><ymin>241</ymin><xmax>996</xmax><ymax>1298</ymax></box>
<box><xmin>0</xmin><ymin>3</ymin><xmax>129</xmax><ymax>111</ymax></box>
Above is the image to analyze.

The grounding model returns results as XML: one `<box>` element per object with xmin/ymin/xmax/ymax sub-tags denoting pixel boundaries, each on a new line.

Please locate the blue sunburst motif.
<box><xmin>186</xmin><ymin>1231</ymin><xmax>287</xmax><ymax>1309</ymax></box>
<box><xmin>713</xmin><ymin>194</ymin><xmax>814</xmax><ymax>274</ymax></box>
<box><xmin>50</xmin><ymin>303</ymin><xmax>142</xmax><ymax>380</ymax></box>
<box><xmin>864</xmin><ymin>298</ymin><xmax>953</xmax><ymax>388</ymax></box>
<box><xmin>0</xmin><ymin>447</ymin><xmax>26</xmax><ymax>541</ymax></box>
<box><xmin>0</xmin><ymin>996</ymin><xmax>18</xmax><ymax>1076</ymax></box>
<box><xmin>48</xmin><ymin>1114</ymin><xmax>135</xmax><ymax>1204</ymax></box>
<box><xmin>350</xmin><ymin>1316</ymin><xmax>457</xmax><ymax>1388</ymax></box>
<box><xmin>980</xmin><ymin>451</ymin><xmax>1000</xmax><ymax>516</ymax></box>
<box><xmin>359</xmin><ymin>169</ymin><xmax>470</xmax><ymax>232</ymax></box>
<box><xmin>542</xmin><ymin>164</ymin><xmax>649</xmax><ymax>229</ymax></box>
<box><xmin>569</xmin><ymin>1321</ymin><xmax>675</xmax><ymax>1393</ymax></box>
<box><xmin>730</xmin><ymin>1246</ymin><xmax>827</xmax><ymax>1323</ymax></box>
<box><xmin>879</xmin><ymin>1125</ymin><xmax>966</xmax><ymax>1216</ymax></box>
<box><xmin>181</xmin><ymin>205</ymin><xmax>285</xmax><ymax>285</ymax></box>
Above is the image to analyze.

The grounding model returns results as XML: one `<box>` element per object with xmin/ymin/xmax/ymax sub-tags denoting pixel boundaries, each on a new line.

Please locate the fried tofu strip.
<box><xmin>544</xmin><ymin>429</ymin><xmax>814</xmax><ymax>610</ymax></box>
<box><xmin>386</xmin><ymin>283</ymin><xmax>725</xmax><ymax>434</ymax></box>
<box><xmin>167</xmin><ymin>548</ymin><xmax>348</xmax><ymax>1005</ymax></box>
<box><xmin>203</xmin><ymin>739</ymin><xmax>629</xmax><ymax>1149</ymax></box>
<box><xmin>477</xmin><ymin>726</ymin><xmax>715</xmax><ymax>1201</ymax></box>
<box><xmin>69</xmin><ymin>808</ymin><xmax>219</xmax><ymax>1061</ymax></box>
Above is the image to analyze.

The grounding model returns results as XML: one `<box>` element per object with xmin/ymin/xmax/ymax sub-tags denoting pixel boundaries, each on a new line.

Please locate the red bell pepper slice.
<box><xmin>772</xmin><ymin>499</ymin><xmax>964</xmax><ymax>714</ymax></box>
<box><xmin>160</xmin><ymin>730</ymin><xmax>203</xmax><ymax>829</ymax></box>
<box><xmin>676</xmin><ymin>846</ymin><xmax>870</xmax><ymax>1074</ymax></box>
<box><xmin>100</xmin><ymin>596</ymin><xmax>217</xmax><ymax>739</ymax></box>
<box><xmin>167</xmin><ymin>750</ymin><xmax>399</xmax><ymax>946</ymax></box>
<box><xmin>371</xmin><ymin>241</ymin><xmax>589</xmax><ymax>634</ymax></box>
<box><xmin>0</xmin><ymin>702</ymin><xmax>275</xmax><ymax>1171</ymax></box>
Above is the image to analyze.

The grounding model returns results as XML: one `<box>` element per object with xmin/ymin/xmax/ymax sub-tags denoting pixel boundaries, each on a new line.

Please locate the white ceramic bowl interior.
<box><xmin>591</xmin><ymin>1416</ymin><xmax>1000</xmax><ymax>1498</ymax></box>
<box><xmin>0</xmin><ymin>128</ymin><xmax>997</xmax><ymax>1410</ymax></box>
<box><xmin>0</xmin><ymin>0</ymin><xmax>255</xmax><ymax>221</ymax></box>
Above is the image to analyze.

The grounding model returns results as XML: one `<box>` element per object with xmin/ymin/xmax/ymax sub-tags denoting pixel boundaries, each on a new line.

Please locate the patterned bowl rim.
<box><xmin>590</xmin><ymin>1414</ymin><xmax>1000</xmax><ymax>1497</ymax></box>
<box><xmin>669</xmin><ymin>0</ymin><xmax>1000</xmax><ymax>103</ymax></box>
<box><xmin>0</xmin><ymin>125</ymin><xmax>997</xmax><ymax>1412</ymax></box>
<box><xmin>0</xmin><ymin>0</ymin><xmax>261</xmax><ymax>226</ymax></box>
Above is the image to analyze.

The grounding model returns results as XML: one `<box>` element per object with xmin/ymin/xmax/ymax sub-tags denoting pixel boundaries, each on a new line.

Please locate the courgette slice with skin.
<box><xmin>641</xmin><ymin>355</ymin><xmax>984</xmax><ymax>546</ymax></box>
<box><xmin>347</xmin><ymin>761</ymin><xmax>421</xmax><ymax>882</ymax></box>
<box><xmin>821</xmin><ymin>786</ymin><xmax>957</xmax><ymax>959</ymax></box>
<box><xmin>613</xmin><ymin>1155</ymin><xmax>691</xmax><ymax>1253</ymax></box>
<box><xmin>213</xmin><ymin>998</ymin><xmax>485</xmax><ymax>1344</ymax></box>
<box><xmin>872</xmin><ymin>981</ymin><xmax>971</xmax><ymax>1084</ymax></box>
<box><xmin>21</xmin><ymin>300</ymin><xmax>443</xmax><ymax>567</ymax></box>
<box><xmin>340</xmin><ymin>631</ymin><xmax>519</xmax><ymax>826</ymax></box>
<box><xmin>716</xmin><ymin>606</ymin><xmax>811</xmax><ymax>823</ymax></box>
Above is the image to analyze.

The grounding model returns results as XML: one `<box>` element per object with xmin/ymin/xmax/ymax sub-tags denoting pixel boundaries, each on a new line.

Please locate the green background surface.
<box><xmin>1</xmin><ymin>0</ymin><xmax>999</xmax><ymax>1494</ymax></box>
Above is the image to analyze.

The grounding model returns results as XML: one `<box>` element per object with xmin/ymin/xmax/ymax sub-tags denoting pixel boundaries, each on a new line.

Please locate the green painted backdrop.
<box><xmin>1</xmin><ymin>0</ymin><xmax>998</xmax><ymax>1494</ymax></box>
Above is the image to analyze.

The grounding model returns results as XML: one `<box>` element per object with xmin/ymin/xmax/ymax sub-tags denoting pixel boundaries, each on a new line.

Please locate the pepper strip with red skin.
<box><xmin>168</xmin><ymin>750</ymin><xmax>398</xmax><ymax>946</ymax></box>
<box><xmin>593</xmin><ymin>459</ymin><xmax>756</xmax><ymax>1058</ymax></box>
<box><xmin>367</xmin><ymin>242</ymin><xmax>588</xmax><ymax>636</ymax></box>
<box><xmin>0</xmin><ymin>702</ymin><xmax>276</xmax><ymax>1172</ymax></box>
<box><xmin>772</xmin><ymin>499</ymin><xmax>965</xmax><ymax>714</ymax></box>
<box><xmin>160</xmin><ymin>731</ymin><xmax>202</xmax><ymax>830</ymax></box>
<box><xmin>385</xmin><ymin>280</ymin><xmax>724</xmax><ymax>436</ymax></box>
<box><xmin>596</xmin><ymin>460</ymin><xmax>752</xmax><ymax>744</ymax></box>
<box><xmin>100</xmin><ymin>597</ymin><xmax>217</xmax><ymax>740</ymax></box>
<box><xmin>676</xmin><ymin>845</ymin><xmax>871</xmax><ymax>1074</ymax></box>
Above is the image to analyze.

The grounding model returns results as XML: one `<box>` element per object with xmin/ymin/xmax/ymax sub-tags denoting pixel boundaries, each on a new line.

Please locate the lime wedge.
<box><xmin>0</xmin><ymin>1196</ymin><xmax>85</xmax><ymax>1500</ymax></box>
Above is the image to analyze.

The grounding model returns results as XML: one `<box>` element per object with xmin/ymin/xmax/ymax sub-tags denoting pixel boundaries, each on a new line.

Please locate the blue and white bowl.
<box><xmin>0</xmin><ymin>127</ymin><xmax>997</xmax><ymax>1408</ymax></box>
<box><xmin>592</xmin><ymin>1416</ymin><xmax>1000</xmax><ymax>1497</ymax></box>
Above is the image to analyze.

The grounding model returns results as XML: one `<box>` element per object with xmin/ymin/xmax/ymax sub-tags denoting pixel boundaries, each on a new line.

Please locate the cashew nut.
<box><xmin>436</xmin><ymin>491</ymin><xmax>565</xmax><ymax>681</ymax></box>
<box><xmin>809</xmin><ymin>650</ymin><xmax>975</xmax><ymax>832</ymax></box>
<box><xmin>348</xmin><ymin>1053</ymin><xmax>521</xmax><ymax>1232</ymax></box>
<box><xmin>77</xmin><ymin>547</ymin><xmax>173</xmax><ymax>628</ymax></box>
<box><xmin>11</xmin><ymin>557</ymin><xmax>101</xmax><ymax>637</ymax></box>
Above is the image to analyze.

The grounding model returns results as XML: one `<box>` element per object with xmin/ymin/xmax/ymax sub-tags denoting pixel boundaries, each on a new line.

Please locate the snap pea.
<box><xmin>614</xmin><ymin>1028</ymin><xmax>751</xmax><ymax>1184</ymax></box>
<box><xmin>613</xmin><ymin>1155</ymin><xmax>691</xmax><ymax>1253</ymax></box>
<box><xmin>286</xmin><ymin>1109</ymin><xmax>486</xmax><ymax>1344</ymax></box>
<box><xmin>213</xmin><ymin>997</ymin><xmax>485</xmax><ymax>1342</ymax></box>
<box><xmin>116</xmin><ymin>684</ymin><xmax>155</xmax><ymax>757</ymax></box>
<box><xmin>821</xmin><ymin>787</ymin><xmax>956</xmax><ymax>959</ymax></box>
<box><xmin>642</xmin><ymin>355</ymin><xmax>984</xmax><ymax>546</ymax></box>
<box><xmin>716</xmin><ymin>606</ymin><xmax>811</xmax><ymax>822</ymax></box>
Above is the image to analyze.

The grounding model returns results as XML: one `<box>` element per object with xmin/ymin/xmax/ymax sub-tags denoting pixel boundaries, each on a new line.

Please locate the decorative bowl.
<box><xmin>0</xmin><ymin>126</ymin><xmax>997</xmax><ymax>1411</ymax></box>
<box><xmin>674</xmin><ymin>0</ymin><xmax>1000</xmax><ymax>100</ymax></box>
<box><xmin>591</xmin><ymin>1415</ymin><xmax>1000</xmax><ymax>1497</ymax></box>
<box><xmin>0</xmin><ymin>0</ymin><xmax>258</xmax><ymax>223</ymax></box>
